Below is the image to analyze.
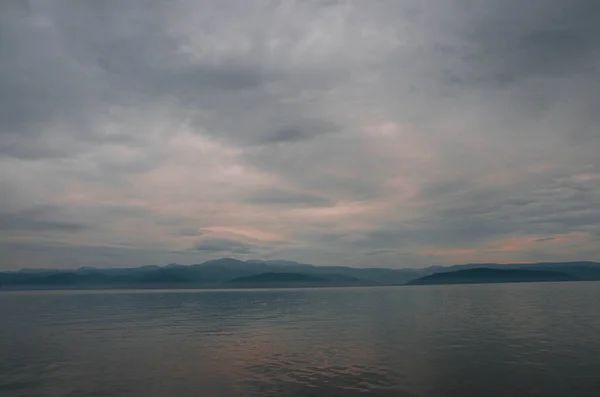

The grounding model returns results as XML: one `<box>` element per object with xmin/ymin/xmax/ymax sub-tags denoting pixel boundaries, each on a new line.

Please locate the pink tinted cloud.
<box><xmin>419</xmin><ymin>232</ymin><xmax>593</xmax><ymax>264</ymax></box>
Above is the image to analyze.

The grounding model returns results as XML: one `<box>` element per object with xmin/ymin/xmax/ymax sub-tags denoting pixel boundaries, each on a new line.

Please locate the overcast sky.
<box><xmin>1</xmin><ymin>0</ymin><xmax>599</xmax><ymax>270</ymax></box>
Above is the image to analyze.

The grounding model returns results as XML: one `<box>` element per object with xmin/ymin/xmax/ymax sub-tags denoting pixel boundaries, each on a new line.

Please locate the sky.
<box><xmin>1</xmin><ymin>0</ymin><xmax>599</xmax><ymax>270</ymax></box>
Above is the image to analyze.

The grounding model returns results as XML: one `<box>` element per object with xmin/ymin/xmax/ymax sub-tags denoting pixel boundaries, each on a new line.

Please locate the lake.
<box><xmin>1</xmin><ymin>282</ymin><xmax>599</xmax><ymax>396</ymax></box>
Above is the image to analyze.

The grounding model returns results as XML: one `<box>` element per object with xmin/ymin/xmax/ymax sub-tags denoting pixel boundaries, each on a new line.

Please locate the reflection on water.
<box><xmin>1</xmin><ymin>283</ymin><xmax>600</xmax><ymax>396</ymax></box>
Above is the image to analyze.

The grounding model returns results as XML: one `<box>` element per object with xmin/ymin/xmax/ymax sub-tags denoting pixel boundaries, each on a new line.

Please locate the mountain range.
<box><xmin>1</xmin><ymin>258</ymin><xmax>599</xmax><ymax>289</ymax></box>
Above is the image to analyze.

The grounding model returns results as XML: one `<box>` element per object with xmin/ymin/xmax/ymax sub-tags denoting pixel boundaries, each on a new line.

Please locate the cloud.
<box><xmin>173</xmin><ymin>228</ymin><xmax>206</xmax><ymax>237</ymax></box>
<box><xmin>0</xmin><ymin>209</ymin><xmax>86</xmax><ymax>232</ymax></box>
<box><xmin>533</xmin><ymin>237</ymin><xmax>556</xmax><ymax>243</ymax></box>
<box><xmin>255</xmin><ymin>120</ymin><xmax>341</xmax><ymax>145</ymax></box>
<box><xmin>1</xmin><ymin>0</ymin><xmax>600</xmax><ymax>269</ymax></box>
<box><xmin>244</xmin><ymin>189</ymin><xmax>333</xmax><ymax>207</ymax></box>
<box><xmin>195</xmin><ymin>238</ymin><xmax>257</xmax><ymax>254</ymax></box>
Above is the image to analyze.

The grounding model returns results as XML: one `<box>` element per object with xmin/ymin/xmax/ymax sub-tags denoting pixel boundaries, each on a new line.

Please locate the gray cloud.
<box><xmin>195</xmin><ymin>238</ymin><xmax>256</xmax><ymax>254</ymax></box>
<box><xmin>173</xmin><ymin>228</ymin><xmax>206</xmax><ymax>237</ymax></box>
<box><xmin>245</xmin><ymin>189</ymin><xmax>333</xmax><ymax>207</ymax></box>
<box><xmin>1</xmin><ymin>0</ymin><xmax>600</xmax><ymax>269</ymax></box>
<box><xmin>534</xmin><ymin>237</ymin><xmax>556</xmax><ymax>242</ymax></box>
<box><xmin>256</xmin><ymin>120</ymin><xmax>341</xmax><ymax>145</ymax></box>
<box><xmin>0</xmin><ymin>209</ymin><xmax>86</xmax><ymax>232</ymax></box>
<box><xmin>466</xmin><ymin>0</ymin><xmax>600</xmax><ymax>78</ymax></box>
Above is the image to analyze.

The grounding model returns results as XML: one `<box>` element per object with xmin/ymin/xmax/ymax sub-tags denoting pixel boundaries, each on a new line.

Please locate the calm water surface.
<box><xmin>1</xmin><ymin>282</ymin><xmax>599</xmax><ymax>396</ymax></box>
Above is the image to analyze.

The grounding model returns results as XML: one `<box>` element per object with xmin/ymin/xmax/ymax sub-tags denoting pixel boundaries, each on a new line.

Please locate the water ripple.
<box><xmin>1</xmin><ymin>283</ymin><xmax>600</xmax><ymax>396</ymax></box>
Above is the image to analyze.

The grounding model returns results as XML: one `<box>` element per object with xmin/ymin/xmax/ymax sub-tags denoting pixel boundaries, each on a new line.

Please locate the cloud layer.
<box><xmin>1</xmin><ymin>0</ymin><xmax>599</xmax><ymax>269</ymax></box>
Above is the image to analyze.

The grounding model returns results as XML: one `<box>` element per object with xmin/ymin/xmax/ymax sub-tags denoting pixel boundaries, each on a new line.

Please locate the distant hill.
<box><xmin>406</xmin><ymin>268</ymin><xmax>578</xmax><ymax>286</ymax></box>
<box><xmin>0</xmin><ymin>259</ymin><xmax>598</xmax><ymax>290</ymax></box>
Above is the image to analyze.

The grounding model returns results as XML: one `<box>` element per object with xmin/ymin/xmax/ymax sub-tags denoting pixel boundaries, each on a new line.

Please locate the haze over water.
<box><xmin>2</xmin><ymin>282</ymin><xmax>599</xmax><ymax>397</ymax></box>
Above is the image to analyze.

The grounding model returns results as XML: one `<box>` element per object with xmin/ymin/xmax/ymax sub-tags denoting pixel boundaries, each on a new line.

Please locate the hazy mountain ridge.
<box><xmin>1</xmin><ymin>259</ymin><xmax>599</xmax><ymax>289</ymax></box>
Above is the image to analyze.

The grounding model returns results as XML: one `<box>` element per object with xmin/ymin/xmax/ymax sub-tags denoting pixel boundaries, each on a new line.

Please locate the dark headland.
<box><xmin>406</xmin><ymin>267</ymin><xmax>578</xmax><ymax>286</ymax></box>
